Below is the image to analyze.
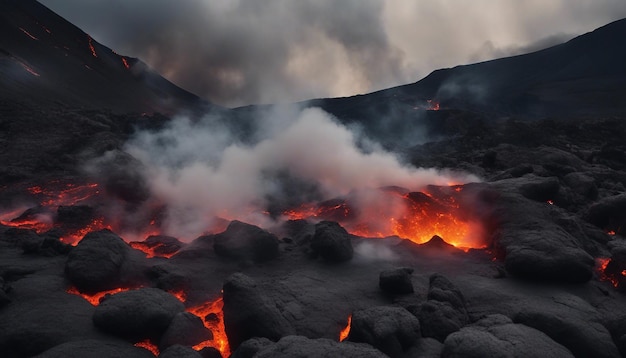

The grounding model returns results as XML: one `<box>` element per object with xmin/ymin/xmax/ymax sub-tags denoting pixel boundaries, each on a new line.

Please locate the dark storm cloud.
<box><xmin>40</xmin><ymin>0</ymin><xmax>626</xmax><ymax>107</ymax></box>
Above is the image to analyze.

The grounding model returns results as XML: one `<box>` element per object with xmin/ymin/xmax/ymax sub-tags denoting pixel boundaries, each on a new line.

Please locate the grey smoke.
<box><xmin>39</xmin><ymin>0</ymin><xmax>626</xmax><ymax>107</ymax></box>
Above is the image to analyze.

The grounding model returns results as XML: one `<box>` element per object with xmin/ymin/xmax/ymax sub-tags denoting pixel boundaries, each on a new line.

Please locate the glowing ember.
<box><xmin>121</xmin><ymin>57</ymin><xmax>130</xmax><ymax>69</ymax></box>
<box><xmin>608</xmin><ymin>230</ymin><xmax>616</xmax><ymax>236</ymax></box>
<box><xmin>87</xmin><ymin>36</ymin><xmax>98</xmax><ymax>58</ymax></box>
<box><xmin>339</xmin><ymin>314</ymin><xmax>352</xmax><ymax>341</ymax></box>
<box><xmin>189</xmin><ymin>297</ymin><xmax>230</xmax><ymax>357</ymax></box>
<box><xmin>167</xmin><ymin>289</ymin><xmax>187</xmax><ymax>303</ymax></box>
<box><xmin>283</xmin><ymin>187</ymin><xmax>484</xmax><ymax>251</ymax></box>
<box><xmin>596</xmin><ymin>258</ymin><xmax>625</xmax><ymax>288</ymax></box>
<box><xmin>547</xmin><ymin>200</ymin><xmax>554</xmax><ymax>205</ymax></box>
<box><xmin>134</xmin><ymin>339</ymin><xmax>159</xmax><ymax>356</ymax></box>
<box><xmin>20</xmin><ymin>62</ymin><xmax>40</xmax><ymax>77</ymax></box>
<box><xmin>19</xmin><ymin>27</ymin><xmax>38</xmax><ymax>40</ymax></box>
<box><xmin>427</xmin><ymin>99</ymin><xmax>440</xmax><ymax>111</ymax></box>
<box><xmin>66</xmin><ymin>286</ymin><xmax>133</xmax><ymax>306</ymax></box>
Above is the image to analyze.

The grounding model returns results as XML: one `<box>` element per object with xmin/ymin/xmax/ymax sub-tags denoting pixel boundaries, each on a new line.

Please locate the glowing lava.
<box><xmin>66</xmin><ymin>286</ymin><xmax>133</xmax><ymax>306</ymax></box>
<box><xmin>87</xmin><ymin>35</ymin><xmax>98</xmax><ymax>57</ymax></box>
<box><xmin>121</xmin><ymin>57</ymin><xmax>130</xmax><ymax>69</ymax></box>
<box><xmin>134</xmin><ymin>339</ymin><xmax>159</xmax><ymax>355</ymax></box>
<box><xmin>19</xmin><ymin>27</ymin><xmax>38</xmax><ymax>40</ymax></box>
<box><xmin>427</xmin><ymin>99</ymin><xmax>440</xmax><ymax>110</ymax></box>
<box><xmin>189</xmin><ymin>297</ymin><xmax>230</xmax><ymax>357</ymax></box>
<box><xmin>596</xmin><ymin>258</ymin><xmax>626</xmax><ymax>288</ymax></box>
<box><xmin>339</xmin><ymin>314</ymin><xmax>352</xmax><ymax>341</ymax></box>
<box><xmin>283</xmin><ymin>187</ymin><xmax>484</xmax><ymax>251</ymax></box>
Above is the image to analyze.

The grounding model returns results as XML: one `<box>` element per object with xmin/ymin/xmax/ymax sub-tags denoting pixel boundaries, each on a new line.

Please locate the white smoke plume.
<box><xmin>123</xmin><ymin>106</ymin><xmax>479</xmax><ymax>240</ymax></box>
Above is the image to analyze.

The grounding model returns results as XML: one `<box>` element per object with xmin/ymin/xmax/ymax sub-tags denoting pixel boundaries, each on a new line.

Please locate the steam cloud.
<box><xmin>120</xmin><ymin>106</ymin><xmax>478</xmax><ymax>240</ymax></box>
<box><xmin>40</xmin><ymin>0</ymin><xmax>626</xmax><ymax>107</ymax></box>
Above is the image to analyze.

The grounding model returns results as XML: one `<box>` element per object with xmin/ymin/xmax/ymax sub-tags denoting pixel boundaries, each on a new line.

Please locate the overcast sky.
<box><xmin>40</xmin><ymin>0</ymin><xmax>626</xmax><ymax>107</ymax></box>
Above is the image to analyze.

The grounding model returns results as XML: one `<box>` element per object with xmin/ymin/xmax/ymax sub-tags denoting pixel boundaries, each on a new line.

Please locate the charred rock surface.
<box><xmin>379</xmin><ymin>267</ymin><xmax>414</xmax><ymax>295</ymax></box>
<box><xmin>92</xmin><ymin>287</ymin><xmax>185</xmax><ymax>341</ymax></box>
<box><xmin>310</xmin><ymin>221</ymin><xmax>354</xmax><ymax>262</ymax></box>
<box><xmin>417</xmin><ymin>274</ymin><xmax>469</xmax><ymax>342</ymax></box>
<box><xmin>33</xmin><ymin>339</ymin><xmax>155</xmax><ymax>358</ymax></box>
<box><xmin>240</xmin><ymin>335</ymin><xmax>387</xmax><ymax>358</ymax></box>
<box><xmin>214</xmin><ymin>221</ymin><xmax>280</xmax><ymax>263</ymax></box>
<box><xmin>159</xmin><ymin>311</ymin><xmax>212</xmax><ymax>350</ymax></box>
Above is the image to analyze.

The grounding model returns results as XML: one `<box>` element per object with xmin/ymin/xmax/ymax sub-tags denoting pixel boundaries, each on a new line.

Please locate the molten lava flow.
<box><xmin>121</xmin><ymin>57</ymin><xmax>130</xmax><ymax>69</ymax></box>
<box><xmin>19</xmin><ymin>27</ymin><xmax>38</xmax><ymax>40</ymax></box>
<box><xmin>596</xmin><ymin>258</ymin><xmax>626</xmax><ymax>288</ymax></box>
<box><xmin>283</xmin><ymin>187</ymin><xmax>484</xmax><ymax>251</ymax></box>
<box><xmin>339</xmin><ymin>314</ymin><xmax>352</xmax><ymax>342</ymax></box>
<box><xmin>66</xmin><ymin>286</ymin><xmax>133</xmax><ymax>306</ymax></box>
<box><xmin>59</xmin><ymin>218</ymin><xmax>111</xmax><ymax>246</ymax></box>
<box><xmin>189</xmin><ymin>297</ymin><xmax>230</xmax><ymax>357</ymax></box>
<box><xmin>167</xmin><ymin>289</ymin><xmax>187</xmax><ymax>303</ymax></box>
<box><xmin>87</xmin><ymin>36</ymin><xmax>98</xmax><ymax>58</ymax></box>
<box><xmin>134</xmin><ymin>339</ymin><xmax>159</xmax><ymax>356</ymax></box>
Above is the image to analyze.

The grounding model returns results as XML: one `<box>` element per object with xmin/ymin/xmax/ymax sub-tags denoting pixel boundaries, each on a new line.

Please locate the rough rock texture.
<box><xmin>33</xmin><ymin>339</ymin><xmax>155</xmax><ymax>358</ymax></box>
<box><xmin>379</xmin><ymin>267</ymin><xmax>414</xmax><ymax>294</ymax></box>
<box><xmin>585</xmin><ymin>193</ymin><xmax>626</xmax><ymax>235</ymax></box>
<box><xmin>64</xmin><ymin>229</ymin><xmax>131</xmax><ymax>292</ymax></box>
<box><xmin>93</xmin><ymin>287</ymin><xmax>185</xmax><ymax>341</ymax></box>
<box><xmin>247</xmin><ymin>335</ymin><xmax>387</xmax><ymax>358</ymax></box>
<box><xmin>348</xmin><ymin>306</ymin><xmax>421</xmax><ymax>357</ymax></box>
<box><xmin>222</xmin><ymin>273</ymin><xmax>295</xmax><ymax>350</ymax></box>
<box><xmin>310</xmin><ymin>221</ymin><xmax>353</xmax><ymax>262</ymax></box>
<box><xmin>514</xmin><ymin>298</ymin><xmax>620</xmax><ymax>358</ymax></box>
<box><xmin>442</xmin><ymin>314</ymin><xmax>573</xmax><ymax>358</ymax></box>
<box><xmin>230</xmin><ymin>337</ymin><xmax>275</xmax><ymax>358</ymax></box>
<box><xmin>489</xmin><ymin>178</ymin><xmax>595</xmax><ymax>283</ymax></box>
<box><xmin>159</xmin><ymin>312</ymin><xmax>212</xmax><ymax>350</ymax></box>
<box><xmin>159</xmin><ymin>344</ymin><xmax>204</xmax><ymax>358</ymax></box>
<box><xmin>418</xmin><ymin>273</ymin><xmax>469</xmax><ymax>342</ymax></box>
<box><xmin>214</xmin><ymin>221</ymin><xmax>279</xmax><ymax>262</ymax></box>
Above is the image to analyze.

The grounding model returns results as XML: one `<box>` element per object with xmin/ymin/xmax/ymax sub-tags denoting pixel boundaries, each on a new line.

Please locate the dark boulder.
<box><xmin>442</xmin><ymin>314</ymin><xmax>573</xmax><ymax>358</ymax></box>
<box><xmin>379</xmin><ymin>267</ymin><xmax>414</xmax><ymax>294</ymax></box>
<box><xmin>93</xmin><ymin>287</ymin><xmax>185</xmax><ymax>341</ymax></box>
<box><xmin>230</xmin><ymin>337</ymin><xmax>274</xmax><ymax>358</ymax></box>
<box><xmin>65</xmin><ymin>229</ymin><xmax>131</xmax><ymax>292</ymax></box>
<box><xmin>159</xmin><ymin>344</ymin><xmax>204</xmax><ymax>358</ymax></box>
<box><xmin>33</xmin><ymin>339</ymin><xmax>155</xmax><ymax>358</ymax></box>
<box><xmin>585</xmin><ymin>194</ymin><xmax>626</xmax><ymax>235</ymax></box>
<box><xmin>310</xmin><ymin>221</ymin><xmax>353</xmax><ymax>262</ymax></box>
<box><xmin>214</xmin><ymin>221</ymin><xmax>279</xmax><ymax>262</ymax></box>
<box><xmin>159</xmin><ymin>312</ymin><xmax>212</xmax><ymax>350</ymax></box>
<box><xmin>418</xmin><ymin>274</ymin><xmax>469</xmax><ymax>342</ymax></box>
<box><xmin>250</xmin><ymin>335</ymin><xmax>386</xmax><ymax>358</ymax></box>
<box><xmin>348</xmin><ymin>306</ymin><xmax>421</xmax><ymax>357</ymax></box>
<box><xmin>222</xmin><ymin>273</ymin><xmax>295</xmax><ymax>350</ymax></box>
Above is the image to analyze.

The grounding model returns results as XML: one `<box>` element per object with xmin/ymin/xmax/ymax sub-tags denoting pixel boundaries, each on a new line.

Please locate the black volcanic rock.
<box><xmin>230</xmin><ymin>337</ymin><xmax>274</xmax><ymax>358</ymax></box>
<box><xmin>348</xmin><ymin>306</ymin><xmax>421</xmax><ymax>357</ymax></box>
<box><xmin>585</xmin><ymin>193</ymin><xmax>626</xmax><ymax>235</ymax></box>
<box><xmin>418</xmin><ymin>274</ymin><xmax>469</xmax><ymax>342</ymax></box>
<box><xmin>310</xmin><ymin>221</ymin><xmax>353</xmax><ymax>262</ymax></box>
<box><xmin>222</xmin><ymin>273</ymin><xmax>295</xmax><ymax>350</ymax></box>
<box><xmin>33</xmin><ymin>339</ymin><xmax>155</xmax><ymax>358</ymax></box>
<box><xmin>159</xmin><ymin>312</ymin><xmax>212</xmax><ymax>350</ymax></box>
<box><xmin>249</xmin><ymin>336</ymin><xmax>386</xmax><ymax>358</ymax></box>
<box><xmin>92</xmin><ymin>287</ymin><xmax>185</xmax><ymax>341</ymax></box>
<box><xmin>64</xmin><ymin>229</ymin><xmax>131</xmax><ymax>292</ymax></box>
<box><xmin>214</xmin><ymin>221</ymin><xmax>279</xmax><ymax>263</ymax></box>
<box><xmin>379</xmin><ymin>267</ymin><xmax>414</xmax><ymax>294</ymax></box>
<box><xmin>159</xmin><ymin>344</ymin><xmax>204</xmax><ymax>358</ymax></box>
<box><xmin>442</xmin><ymin>314</ymin><xmax>573</xmax><ymax>358</ymax></box>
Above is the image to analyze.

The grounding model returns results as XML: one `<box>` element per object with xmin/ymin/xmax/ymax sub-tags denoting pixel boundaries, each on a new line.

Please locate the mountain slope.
<box><xmin>0</xmin><ymin>0</ymin><xmax>211</xmax><ymax>114</ymax></box>
<box><xmin>305</xmin><ymin>18</ymin><xmax>626</xmax><ymax>120</ymax></box>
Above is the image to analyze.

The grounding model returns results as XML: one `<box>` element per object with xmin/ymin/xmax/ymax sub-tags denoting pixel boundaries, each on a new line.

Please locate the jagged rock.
<box><xmin>517</xmin><ymin>176</ymin><xmax>560</xmax><ymax>202</ymax></box>
<box><xmin>33</xmin><ymin>339</ymin><xmax>155</xmax><ymax>358</ymax></box>
<box><xmin>55</xmin><ymin>205</ymin><xmax>96</xmax><ymax>230</ymax></box>
<box><xmin>418</xmin><ymin>274</ymin><xmax>469</xmax><ymax>342</ymax></box>
<box><xmin>310</xmin><ymin>221</ymin><xmax>353</xmax><ymax>262</ymax></box>
<box><xmin>65</xmin><ymin>229</ymin><xmax>131</xmax><ymax>292</ymax></box>
<box><xmin>159</xmin><ymin>344</ymin><xmax>203</xmax><ymax>358</ymax></box>
<box><xmin>379</xmin><ymin>267</ymin><xmax>414</xmax><ymax>294</ymax></box>
<box><xmin>249</xmin><ymin>335</ymin><xmax>386</xmax><ymax>358</ymax></box>
<box><xmin>348</xmin><ymin>306</ymin><xmax>421</xmax><ymax>357</ymax></box>
<box><xmin>222</xmin><ymin>273</ymin><xmax>295</xmax><ymax>350</ymax></box>
<box><xmin>585</xmin><ymin>193</ymin><xmax>626</xmax><ymax>235</ymax></box>
<box><xmin>563</xmin><ymin>172</ymin><xmax>597</xmax><ymax>200</ymax></box>
<box><xmin>159</xmin><ymin>312</ymin><xmax>212</xmax><ymax>350</ymax></box>
<box><xmin>514</xmin><ymin>306</ymin><xmax>620</xmax><ymax>358</ymax></box>
<box><xmin>93</xmin><ymin>287</ymin><xmax>185</xmax><ymax>341</ymax></box>
<box><xmin>442</xmin><ymin>314</ymin><xmax>573</xmax><ymax>358</ymax></box>
<box><xmin>131</xmin><ymin>235</ymin><xmax>183</xmax><ymax>257</ymax></box>
<box><xmin>230</xmin><ymin>337</ymin><xmax>274</xmax><ymax>358</ymax></box>
<box><xmin>213</xmin><ymin>221</ymin><xmax>279</xmax><ymax>262</ymax></box>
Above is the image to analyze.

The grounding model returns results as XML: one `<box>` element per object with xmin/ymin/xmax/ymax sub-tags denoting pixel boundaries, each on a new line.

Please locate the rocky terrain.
<box><xmin>2</xmin><ymin>1</ymin><xmax>626</xmax><ymax>357</ymax></box>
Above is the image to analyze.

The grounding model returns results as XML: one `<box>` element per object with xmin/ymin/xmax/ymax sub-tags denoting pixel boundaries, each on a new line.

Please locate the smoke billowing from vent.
<box><xmin>117</xmin><ymin>107</ymin><xmax>478</xmax><ymax>240</ymax></box>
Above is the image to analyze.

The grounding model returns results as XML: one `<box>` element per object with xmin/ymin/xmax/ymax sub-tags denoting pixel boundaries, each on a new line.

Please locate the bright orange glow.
<box><xmin>122</xmin><ymin>57</ymin><xmax>130</xmax><ymax>69</ymax></box>
<box><xmin>87</xmin><ymin>36</ymin><xmax>98</xmax><ymax>57</ymax></box>
<box><xmin>134</xmin><ymin>339</ymin><xmax>159</xmax><ymax>356</ymax></box>
<box><xmin>128</xmin><ymin>240</ymin><xmax>178</xmax><ymax>258</ymax></box>
<box><xmin>189</xmin><ymin>297</ymin><xmax>230</xmax><ymax>357</ymax></box>
<box><xmin>596</xmin><ymin>258</ymin><xmax>620</xmax><ymax>288</ymax></box>
<box><xmin>339</xmin><ymin>314</ymin><xmax>352</xmax><ymax>341</ymax></box>
<box><xmin>167</xmin><ymin>289</ymin><xmax>187</xmax><ymax>303</ymax></box>
<box><xmin>59</xmin><ymin>218</ymin><xmax>111</xmax><ymax>246</ymax></box>
<box><xmin>66</xmin><ymin>286</ymin><xmax>133</xmax><ymax>306</ymax></box>
<box><xmin>608</xmin><ymin>230</ymin><xmax>616</xmax><ymax>236</ymax></box>
<box><xmin>283</xmin><ymin>187</ymin><xmax>484</xmax><ymax>251</ymax></box>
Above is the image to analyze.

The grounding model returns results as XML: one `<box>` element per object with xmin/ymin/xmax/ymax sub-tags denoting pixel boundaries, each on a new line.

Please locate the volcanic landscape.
<box><xmin>2</xmin><ymin>1</ymin><xmax>626</xmax><ymax>357</ymax></box>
